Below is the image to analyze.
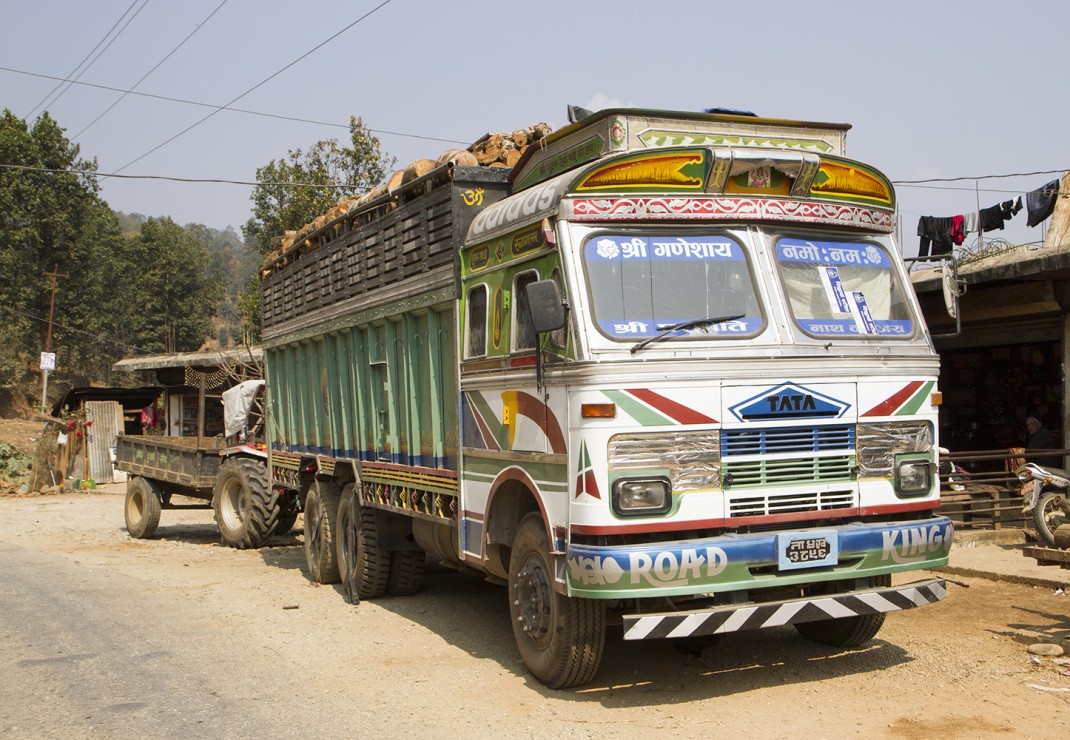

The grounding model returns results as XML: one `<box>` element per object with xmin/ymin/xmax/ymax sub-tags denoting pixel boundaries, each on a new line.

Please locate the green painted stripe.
<box><xmin>603</xmin><ymin>389</ymin><xmax>673</xmax><ymax>427</ymax></box>
<box><xmin>897</xmin><ymin>380</ymin><xmax>935</xmax><ymax>416</ymax></box>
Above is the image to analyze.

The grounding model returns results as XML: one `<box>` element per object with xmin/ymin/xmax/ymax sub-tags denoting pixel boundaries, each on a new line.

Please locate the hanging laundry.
<box><xmin>949</xmin><ymin>214</ymin><xmax>966</xmax><ymax>245</ymax></box>
<box><xmin>979</xmin><ymin>202</ymin><xmax>1008</xmax><ymax>232</ymax></box>
<box><xmin>1001</xmin><ymin>197</ymin><xmax>1023</xmax><ymax>219</ymax></box>
<box><xmin>963</xmin><ymin>211</ymin><xmax>978</xmax><ymax>235</ymax></box>
<box><xmin>917</xmin><ymin>216</ymin><xmax>954</xmax><ymax>257</ymax></box>
<box><xmin>1027</xmin><ymin>179</ymin><xmax>1059</xmax><ymax>227</ymax></box>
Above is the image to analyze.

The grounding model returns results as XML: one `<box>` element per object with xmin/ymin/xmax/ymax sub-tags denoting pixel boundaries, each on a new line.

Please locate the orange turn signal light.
<box><xmin>930</xmin><ymin>392</ymin><xmax>943</xmax><ymax>407</ymax></box>
<box><xmin>582</xmin><ymin>403</ymin><xmax>617</xmax><ymax>419</ymax></box>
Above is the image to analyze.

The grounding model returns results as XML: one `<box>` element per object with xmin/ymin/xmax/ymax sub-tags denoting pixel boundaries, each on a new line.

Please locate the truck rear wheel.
<box><xmin>508</xmin><ymin>513</ymin><xmax>605</xmax><ymax>689</ymax></box>
<box><xmin>304</xmin><ymin>479</ymin><xmax>341</xmax><ymax>584</ymax></box>
<box><xmin>387</xmin><ymin>551</ymin><xmax>425</xmax><ymax>596</ymax></box>
<box><xmin>794</xmin><ymin>574</ymin><xmax>890</xmax><ymax>647</ymax></box>
<box><xmin>336</xmin><ymin>483</ymin><xmax>390</xmax><ymax>601</ymax></box>
<box><xmin>275</xmin><ymin>495</ymin><xmax>299</xmax><ymax>536</ymax></box>
<box><xmin>125</xmin><ymin>477</ymin><xmax>162</xmax><ymax>539</ymax></box>
<box><xmin>213</xmin><ymin>457</ymin><xmax>275</xmax><ymax>550</ymax></box>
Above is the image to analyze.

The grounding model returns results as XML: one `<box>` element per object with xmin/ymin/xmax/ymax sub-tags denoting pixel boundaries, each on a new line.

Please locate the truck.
<box><xmin>260</xmin><ymin>107</ymin><xmax>953</xmax><ymax>688</ymax></box>
<box><xmin>116</xmin><ymin>379</ymin><xmax>295</xmax><ymax>548</ymax></box>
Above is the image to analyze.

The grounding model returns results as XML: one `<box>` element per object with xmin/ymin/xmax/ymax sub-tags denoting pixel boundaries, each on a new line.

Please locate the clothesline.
<box><xmin>916</xmin><ymin>178</ymin><xmax>1060</xmax><ymax>258</ymax></box>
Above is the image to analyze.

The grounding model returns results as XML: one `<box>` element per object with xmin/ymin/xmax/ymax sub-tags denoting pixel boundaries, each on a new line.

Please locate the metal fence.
<box><xmin>937</xmin><ymin>448</ymin><xmax>1069</xmax><ymax>531</ymax></box>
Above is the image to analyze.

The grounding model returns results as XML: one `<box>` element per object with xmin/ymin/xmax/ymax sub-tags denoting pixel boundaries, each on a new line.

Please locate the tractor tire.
<box><xmin>125</xmin><ymin>477</ymin><xmax>162</xmax><ymax>539</ymax></box>
<box><xmin>508</xmin><ymin>513</ymin><xmax>605</xmax><ymax>689</ymax></box>
<box><xmin>213</xmin><ymin>457</ymin><xmax>275</xmax><ymax>549</ymax></box>
<box><xmin>336</xmin><ymin>483</ymin><xmax>390</xmax><ymax>602</ymax></box>
<box><xmin>304</xmin><ymin>479</ymin><xmax>342</xmax><ymax>584</ymax></box>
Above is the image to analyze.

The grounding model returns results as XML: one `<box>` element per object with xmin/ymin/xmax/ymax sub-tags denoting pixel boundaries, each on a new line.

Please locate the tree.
<box><xmin>108</xmin><ymin>218</ymin><xmax>222</xmax><ymax>355</ymax></box>
<box><xmin>243</xmin><ymin>116</ymin><xmax>394</xmax><ymax>256</ymax></box>
<box><xmin>0</xmin><ymin>110</ymin><xmax>122</xmax><ymax>387</ymax></box>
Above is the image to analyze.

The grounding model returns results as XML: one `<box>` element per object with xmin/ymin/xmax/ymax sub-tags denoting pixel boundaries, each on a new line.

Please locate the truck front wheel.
<box><xmin>794</xmin><ymin>574</ymin><xmax>890</xmax><ymax>647</ymax></box>
<box><xmin>508</xmin><ymin>513</ymin><xmax>605</xmax><ymax>689</ymax></box>
<box><xmin>304</xmin><ymin>479</ymin><xmax>341</xmax><ymax>584</ymax></box>
<box><xmin>213</xmin><ymin>457</ymin><xmax>275</xmax><ymax>550</ymax></box>
<box><xmin>336</xmin><ymin>483</ymin><xmax>390</xmax><ymax>601</ymax></box>
<box><xmin>125</xmin><ymin>477</ymin><xmax>162</xmax><ymax>539</ymax></box>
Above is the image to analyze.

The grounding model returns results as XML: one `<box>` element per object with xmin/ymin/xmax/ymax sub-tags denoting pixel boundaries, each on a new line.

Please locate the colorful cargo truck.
<box><xmin>260</xmin><ymin>108</ymin><xmax>951</xmax><ymax>688</ymax></box>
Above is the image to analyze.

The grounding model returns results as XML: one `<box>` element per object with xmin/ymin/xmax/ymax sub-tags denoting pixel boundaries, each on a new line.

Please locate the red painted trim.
<box><xmin>570</xmin><ymin>500</ymin><xmax>939</xmax><ymax>536</ymax></box>
<box><xmin>516</xmin><ymin>391</ymin><xmax>567</xmax><ymax>454</ymax></box>
<box><xmin>862</xmin><ymin>380</ymin><xmax>923</xmax><ymax>417</ymax></box>
<box><xmin>509</xmin><ymin>355</ymin><xmax>537</xmax><ymax>367</ymax></box>
<box><xmin>858</xmin><ymin>499</ymin><xmax>940</xmax><ymax>516</ymax></box>
<box><xmin>361</xmin><ymin>460</ymin><xmax>459</xmax><ymax>478</ymax></box>
<box><xmin>626</xmin><ymin>388</ymin><xmax>717</xmax><ymax>425</ymax></box>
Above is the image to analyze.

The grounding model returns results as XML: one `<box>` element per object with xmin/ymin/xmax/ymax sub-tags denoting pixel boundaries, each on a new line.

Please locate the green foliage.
<box><xmin>236</xmin><ymin>273</ymin><xmax>262</xmax><ymax>344</ymax></box>
<box><xmin>243</xmin><ymin>116</ymin><xmax>395</xmax><ymax>256</ymax></box>
<box><xmin>107</xmin><ymin>217</ymin><xmax>223</xmax><ymax>355</ymax></box>
<box><xmin>0</xmin><ymin>110</ymin><xmax>238</xmax><ymax>392</ymax></box>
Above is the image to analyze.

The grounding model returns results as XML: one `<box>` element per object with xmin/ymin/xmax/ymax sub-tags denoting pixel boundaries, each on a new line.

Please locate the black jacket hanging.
<box><xmin>1027</xmin><ymin>179</ymin><xmax>1059</xmax><ymax>227</ymax></box>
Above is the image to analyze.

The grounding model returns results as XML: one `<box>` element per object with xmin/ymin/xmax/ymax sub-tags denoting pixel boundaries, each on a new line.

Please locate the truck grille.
<box><xmin>722</xmin><ymin>424</ymin><xmax>853</xmax><ymax>455</ymax></box>
<box><xmin>728</xmin><ymin>489</ymin><xmax>854</xmax><ymax>517</ymax></box>
<box><xmin>721</xmin><ymin>424</ymin><xmax>857</xmax><ymax>515</ymax></box>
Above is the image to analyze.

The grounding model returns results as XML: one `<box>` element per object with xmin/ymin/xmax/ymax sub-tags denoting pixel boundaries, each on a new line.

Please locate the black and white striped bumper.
<box><xmin>622</xmin><ymin>578</ymin><xmax>947</xmax><ymax>640</ymax></box>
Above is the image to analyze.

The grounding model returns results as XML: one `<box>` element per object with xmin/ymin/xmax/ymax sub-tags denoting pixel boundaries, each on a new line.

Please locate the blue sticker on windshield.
<box><xmin>798</xmin><ymin>319</ymin><xmax>912</xmax><ymax>336</ymax></box>
<box><xmin>587</xmin><ymin>235</ymin><xmax>744</xmax><ymax>262</ymax></box>
<box><xmin>600</xmin><ymin>318</ymin><xmax>762</xmax><ymax>338</ymax></box>
<box><xmin>777</xmin><ymin>239</ymin><xmax>890</xmax><ymax>268</ymax></box>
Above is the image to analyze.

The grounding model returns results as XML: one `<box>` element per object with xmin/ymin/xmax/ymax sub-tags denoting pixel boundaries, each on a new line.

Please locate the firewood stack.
<box><xmin>272</xmin><ymin>122</ymin><xmax>553</xmax><ymax>260</ymax></box>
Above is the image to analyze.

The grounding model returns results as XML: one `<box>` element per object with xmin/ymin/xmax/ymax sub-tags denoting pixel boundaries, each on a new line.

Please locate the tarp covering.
<box><xmin>222</xmin><ymin>379</ymin><xmax>265</xmax><ymax>437</ymax></box>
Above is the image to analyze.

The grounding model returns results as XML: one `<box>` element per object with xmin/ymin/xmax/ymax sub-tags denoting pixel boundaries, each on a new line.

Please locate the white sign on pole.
<box><xmin>40</xmin><ymin>352</ymin><xmax>56</xmax><ymax>371</ymax></box>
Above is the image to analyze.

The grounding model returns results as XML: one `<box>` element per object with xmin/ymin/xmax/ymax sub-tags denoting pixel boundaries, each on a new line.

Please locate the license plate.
<box><xmin>777</xmin><ymin>530</ymin><xmax>839</xmax><ymax>571</ymax></box>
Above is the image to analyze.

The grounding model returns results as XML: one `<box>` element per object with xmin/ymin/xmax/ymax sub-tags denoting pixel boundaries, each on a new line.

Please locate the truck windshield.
<box><xmin>582</xmin><ymin>233</ymin><xmax>763</xmax><ymax>341</ymax></box>
<box><xmin>775</xmin><ymin>236</ymin><xmax>914</xmax><ymax>338</ymax></box>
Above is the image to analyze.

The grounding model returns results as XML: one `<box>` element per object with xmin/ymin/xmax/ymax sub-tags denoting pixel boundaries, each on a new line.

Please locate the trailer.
<box><xmin>116</xmin><ymin>379</ymin><xmax>291</xmax><ymax>548</ymax></box>
<box><xmin>262</xmin><ymin>108</ymin><xmax>952</xmax><ymax>688</ymax></box>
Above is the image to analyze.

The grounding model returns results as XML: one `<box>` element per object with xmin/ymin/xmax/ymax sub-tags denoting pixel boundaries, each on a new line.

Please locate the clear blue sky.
<box><xmin>3</xmin><ymin>0</ymin><xmax>1066</xmax><ymax>255</ymax></box>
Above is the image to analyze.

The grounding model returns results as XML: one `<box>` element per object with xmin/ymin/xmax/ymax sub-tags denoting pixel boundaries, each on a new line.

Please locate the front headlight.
<box><xmin>612</xmin><ymin>477</ymin><xmax>671</xmax><ymax>517</ymax></box>
<box><xmin>895</xmin><ymin>458</ymin><xmax>933</xmax><ymax>497</ymax></box>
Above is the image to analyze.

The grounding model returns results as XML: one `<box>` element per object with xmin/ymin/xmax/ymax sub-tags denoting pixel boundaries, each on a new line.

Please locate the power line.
<box><xmin>25</xmin><ymin>0</ymin><xmax>148</xmax><ymax>119</ymax></box>
<box><xmin>0</xmin><ymin>163</ymin><xmax>366</xmax><ymax>190</ymax></box>
<box><xmin>2</xmin><ymin>65</ymin><xmax>468</xmax><ymax>145</ymax></box>
<box><xmin>73</xmin><ymin>0</ymin><xmax>231</xmax><ymax>142</ymax></box>
<box><xmin>5</xmin><ymin>66</ymin><xmax>467</xmax><ymax>145</ymax></box>
<box><xmin>108</xmin><ymin>0</ymin><xmax>396</xmax><ymax>177</ymax></box>
<box><xmin>892</xmin><ymin>168</ymin><xmax>1067</xmax><ymax>185</ymax></box>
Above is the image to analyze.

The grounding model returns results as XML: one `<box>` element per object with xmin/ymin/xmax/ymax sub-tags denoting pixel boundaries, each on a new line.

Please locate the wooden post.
<box><xmin>197</xmin><ymin>371</ymin><xmax>206</xmax><ymax>448</ymax></box>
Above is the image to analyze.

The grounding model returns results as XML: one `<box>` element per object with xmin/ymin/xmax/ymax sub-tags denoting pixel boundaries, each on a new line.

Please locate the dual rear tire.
<box><xmin>305</xmin><ymin>481</ymin><xmax>425</xmax><ymax>601</ymax></box>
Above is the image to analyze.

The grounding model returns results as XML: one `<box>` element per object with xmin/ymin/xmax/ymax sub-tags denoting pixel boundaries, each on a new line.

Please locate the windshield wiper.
<box><xmin>629</xmin><ymin>314</ymin><xmax>745</xmax><ymax>354</ymax></box>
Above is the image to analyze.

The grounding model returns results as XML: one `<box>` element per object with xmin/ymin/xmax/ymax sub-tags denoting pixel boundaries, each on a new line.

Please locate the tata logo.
<box><xmin>729</xmin><ymin>382</ymin><xmax>849</xmax><ymax>421</ymax></box>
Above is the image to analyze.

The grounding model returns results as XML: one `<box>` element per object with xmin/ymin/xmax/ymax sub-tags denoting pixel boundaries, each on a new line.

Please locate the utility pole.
<box><xmin>40</xmin><ymin>268</ymin><xmax>67</xmax><ymax>413</ymax></box>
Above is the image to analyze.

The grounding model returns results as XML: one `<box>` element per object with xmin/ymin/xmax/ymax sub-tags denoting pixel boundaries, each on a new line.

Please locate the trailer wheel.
<box><xmin>274</xmin><ymin>495</ymin><xmax>299</xmax><ymax>536</ymax></box>
<box><xmin>794</xmin><ymin>575</ymin><xmax>891</xmax><ymax>647</ymax></box>
<box><xmin>336</xmin><ymin>483</ymin><xmax>390</xmax><ymax>602</ymax></box>
<box><xmin>387</xmin><ymin>551</ymin><xmax>426</xmax><ymax>596</ymax></box>
<box><xmin>304</xmin><ymin>479</ymin><xmax>341</xmax><ymax>584</ymax></box>
<box><xmin>508</xmin><ymin>513</ymin><xmax>605</xmax><ymax>689</ymax></box>
<box><xmin>213</xmin><ymin>457</ymin><xmax>275</xmax><ymax>550</ymax></box>
<box><xmin>125</xmin><ymin>477</ymin><xmax>162</xmax><ymax>539</ymax></box>
<box><xmin>1033</xmin><ymin>492</ymin><xmax>1068</xmax><ymax>547</ymax></box>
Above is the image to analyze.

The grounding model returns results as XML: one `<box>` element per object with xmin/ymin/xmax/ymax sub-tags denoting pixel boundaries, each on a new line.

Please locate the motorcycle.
<box><xmin>1015</xmin><ymin>462</ymin><xmax>1070</xmax><ymax>547</ymax></box>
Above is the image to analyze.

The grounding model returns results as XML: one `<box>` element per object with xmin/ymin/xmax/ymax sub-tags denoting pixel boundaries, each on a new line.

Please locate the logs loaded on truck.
<box><xmin>259</xmin><ymin>106</ymin><xmax>952</xmax><ymax>688</ymax></box>
<box><xmin>115</xmin><ymin>379</ymin><xmax>297</xmax><ymax>548</ymax></box>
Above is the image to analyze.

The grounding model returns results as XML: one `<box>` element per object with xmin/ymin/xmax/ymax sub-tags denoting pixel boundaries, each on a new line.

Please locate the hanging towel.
<box><xmin>979</xmin><ymin>203</ymin><xmax>1007</xmax><ymax>232</ymax></box>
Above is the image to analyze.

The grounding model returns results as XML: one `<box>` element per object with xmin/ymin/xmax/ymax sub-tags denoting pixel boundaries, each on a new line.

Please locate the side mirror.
<box><xmin>524</xmin><ymin>279</ymin><xmax>566</xmax><ymax>334</ymax></box>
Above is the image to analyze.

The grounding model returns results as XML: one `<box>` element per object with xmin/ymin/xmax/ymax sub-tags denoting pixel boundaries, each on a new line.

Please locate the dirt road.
<box><xmin>0</xmin><ymin>486</ymin><xmax>1067</xmax><ymax>738</ymax></box>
